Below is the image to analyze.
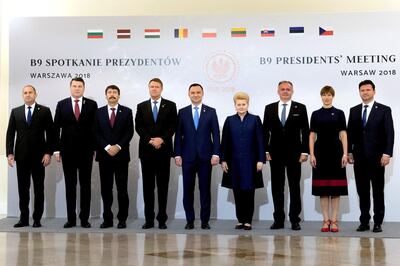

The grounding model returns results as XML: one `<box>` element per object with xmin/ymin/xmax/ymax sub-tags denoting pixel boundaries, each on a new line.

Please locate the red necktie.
<box><xmin>74</xmin><ymin>100</ymin><xmax>80</xmax><ymax>121</ymax></box>
<box><xmin>110</xmin><ymin>107</ymin><xmax>116</xmax><ymax>127</ymax></box>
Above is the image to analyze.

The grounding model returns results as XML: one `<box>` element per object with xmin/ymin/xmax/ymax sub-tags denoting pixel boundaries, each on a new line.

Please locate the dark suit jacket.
<box><xmin>94</xmin><ymin>105</ymin><xmax>134</xmax><ymax>162</ymax></box>
<box><xmin>54</xmin><ymin>97</ymin><xmax>98</xmax><ymax>158</ymax></box>
<box><xmin>6</xmin><ymin>104</ymin><xmax>55</xmax><ymax>162</ymax></box>
<box><xmin>348</xmin><ymin>102</ymin><xmax>394</xmax><ymax>161</ymax></box>
<box><xmin>174</xmin><ymin>104</ymin><xmax>220</xmax><ymax>162</ymax></box>
<box><xmin>263</xmin><ymin>101</ymin><xmax>310</xmax><ymax>160</ymax></box>
<box><xmin>135</xmin><ymin>98</ymin><xmax>177</xmax><ymax>160</ymax></box>
<box><xmin>221</xmin><ymin>113</ymin><xmax>265</xmax><ymax>189</ymax></box>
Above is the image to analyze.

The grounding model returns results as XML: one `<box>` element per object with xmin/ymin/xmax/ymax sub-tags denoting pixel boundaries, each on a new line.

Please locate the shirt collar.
<box><xmin>362</xmin><ymin>100</ymin><xmax>375</xmax><ymax>107</ymax></box>
<box><xmin>108</xmin><ymin>104</ymin><xmax>119</xmax><ymax>110</ymax></box>
<box><xmin>279</xmin><ymin>100</ymin><xmax>292</xmax><ymax>106</ymax></box>
<box><xmin>71</xmin><ymin>96</ymin><xmax>83</xmax><ymax>102</ymax></box>
<box><xmin>25</xmin><ymin>102</ymin><xmax>36</xmax><ymax>109</ymax></box>
<box><xmin>191</xmin><ymin>103</ymin><xmax>202</xmax><ymax>110</ymax></box>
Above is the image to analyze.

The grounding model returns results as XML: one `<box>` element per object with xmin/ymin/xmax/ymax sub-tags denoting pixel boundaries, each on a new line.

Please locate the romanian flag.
<box><xmin>144</xmin><ymin>29</ymin><xmax>160</xmax><ymax>38</ymax></box>
<box><xmin>319</xmin><ymin>27</ymin><xmax>334</xmax><ymax>36</ymax></box>
<box><xmin>261</xmin><ymin>29</ymin><xmax>275</xmax><ymax>37</ymax></box>
<box><xmin>202</xmin><ymin>28</ymin><xmax>217</xmax><ymax>38</ymax></box>
<box><xmin>289</xmin><ymin>26</ymin><xmax>304</xmax><ymax>34</ymax></box>
<box><xmin>174</xmin><ymin>28</ymin><xmax>188</xmax><ymax>38</ymax></box>
<box><xmin>117</xmin><ymin>29</ymin><xmax>131</xmax><ymax>39</ymax></box>
<box><xmin>87</xmin><ymin>29</ymin><xmax>103</xmax><ymax>39</ymax></box>
<box><xmin>231</xmin><ymin>27</ymin><xmax>246</xmax><ymax>37</ymax></box>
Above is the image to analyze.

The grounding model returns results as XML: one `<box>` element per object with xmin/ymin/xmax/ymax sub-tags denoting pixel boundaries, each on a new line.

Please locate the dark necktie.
<box><xmin>194</xmin><ymin>106</ymin><xmax>199</xmax><ymax>129</ymax></box>
<box><xmin>362</xmin><ymin>104</ymin><xmax>368</xmax><ymax>127</ymax></box>
<box><xmin>74</xmin><ymin>100</ymin><xmax>80</xmax><ymax>121</ymax></box>
<box><xmin>27</xmin><ymin>106</ymin><xmax>32</xmax><ymax>125</ymax></box>
<box><xmin>281</xmin><ymin>103</ymin><xmax>287</xmax><ymax>126</ymax></box>
<box><xmin>110</xmin><ymin>107</ymin><xmax>116</xmax><ymax>127</ymax></box>
<box><xmin>152</xmin><ymin>101</ymin><xmax>158</xmax><ymax>122</ymax></box>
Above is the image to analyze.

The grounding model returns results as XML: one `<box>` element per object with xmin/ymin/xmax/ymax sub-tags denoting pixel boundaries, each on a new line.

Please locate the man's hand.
<box><xmin>107</xmin><ymin>145</ymin><xmax>121</xmax><ymax>157</ymax></box>
<box><xmin>348</xmin><ymin>153</ymin><xmax>354</xmax><ymax>164</ymax></box>
<box><xmin>42</xmin><ymin>154</ymin><xmax>51</xmax><ymax>167</ymax></box>
<box><xmin>221</xmin><ymin>162</ymin><xmax>229</xmax><ymax>173</ymax></box>
<box><xmin>299</xmin><ymin>154</ymin><xmax>308</xmax><ymax>163</ymax></box>
<box><xmin>7</xmin><ymin>154</ymin><xmax>15</xmax><ymax>167</ymax></box>
<box><xmin>55</xmin><ymin>153</ymin><xmax>62</xmax><ymax>162</ymax></box>
<box><xmin>150</xmin><ymin>137</ymin><xmax>164</xmax><ymax>149</ymax></box>
<box><xmin>175</xmin><ymin>156</ymin><xmax>182</xmax><ymax>167</ymax></box>
<box><xmin>381</xmin><ymin>154</ymin><xmax>391</xmax><ymax>167</ymax></box>
<box><xmin>266</xmin><ymin>153</ymin><xmax>272</xmax><ymax>161</ymax></box>
<box><xmin>256</xmin><ymin>162</ymin><xmax>263</xmax><ymax>172</ymax></box>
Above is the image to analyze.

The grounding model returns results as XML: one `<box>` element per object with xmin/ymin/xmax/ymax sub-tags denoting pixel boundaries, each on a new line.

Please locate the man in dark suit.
<box><xmin>6</xmin><ymin>85</ymin><xmax>55</xmax><ymax>228</ymax></box>
<box><xmin>54</xmin><ymin>77</ymin><xmax>98</xmax><ymax>228</ymax></box>
<box><xmin>135</xmin><ymin>78</ymin><xmax>177</xmax><ymax>229</ymax></box>
<box><xmin>94</xmin><ymin>85</ymin><xmax>134</xmax><ymax>229</ymax></box>
<box><xmin>348</xmin><ymin>79</ymin><xmax>394</xmax><ymax>233</ymax></box>
<box><xmin>174</xmin><ymin>83</ymin><xmax>220</xmax><ymax>230</ymax></box>
<box><xmin>263</xmin><ymin>80</ymin><xmax>309</xmax><ymax>230</ymax></box>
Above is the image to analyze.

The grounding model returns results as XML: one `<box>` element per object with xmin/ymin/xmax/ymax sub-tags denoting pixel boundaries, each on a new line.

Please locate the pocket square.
<box><xmin>292</xmin><ymin>114</ymin><xmax>300</xmax><ymax>116</ymax></box>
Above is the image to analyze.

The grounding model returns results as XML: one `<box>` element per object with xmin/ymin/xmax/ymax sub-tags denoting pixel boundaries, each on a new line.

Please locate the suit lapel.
<box><xmin>30</xmin><ymin>104</ymin><xmax>41</xmax><ymax>125</ymax></box>
<box><xmin>272</xmin><ymin>102</ymin><xmax>282</xmax><ymax>127</ymax></box>
<box><xmin>366</xmin><ymin>102</ymin><xmax>379</xmax><ymax>127</ymax></box>
<box><xmin>113</xmin><ymin>105</ymin><xmax>124</xmax><ymax>128</ymax></box>
<box><xmin>197</xmin><ymin>105</ymin><xmax>207</xmax><ymax>130</ymax></box>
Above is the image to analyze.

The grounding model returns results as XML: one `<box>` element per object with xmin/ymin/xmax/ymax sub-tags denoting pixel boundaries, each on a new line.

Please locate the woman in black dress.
<box><xmin>309</xmin><ymin>86</ymin><xmax>348</xmax><ymax>232</ymax></box>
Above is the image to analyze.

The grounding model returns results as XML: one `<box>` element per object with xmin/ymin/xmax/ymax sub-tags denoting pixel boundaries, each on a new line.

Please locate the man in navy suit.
<box><xmin>54</xmin><ymin>77</ymin><xmax>98</xmax><ymax>228</ymax></box>
<box><xmin>94</xmin><ymin>85</ymin><xmax>134</xmax><ymax>229</ymax></box>
<box><xmin>263</xmin><ymin>81</ymin><xmax>309</xmax><ymax>230</ymax></box>
<box><xmin>348</xmin><ymin>80</ymin><xmax>394</xmax><ymax>233</ymax></box>
<box><xmin>135</xmin><ymin>78</ymin><xmax>177</xmax><ymax>229</ymax></box>
<box><xmin>174</xmin><ymin>83</ymin><xmax>220</xmax><ymax>230</ymax></box>
<box><xmin>6</xmin><ymin>85</ymin><xmax>55</xmax><ymax>228</ymax></box>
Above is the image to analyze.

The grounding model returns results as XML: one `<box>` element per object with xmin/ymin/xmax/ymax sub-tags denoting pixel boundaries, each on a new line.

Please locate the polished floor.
<box><xmin>0</xmin><ymin>232</ymin><xmax>398</xmax><ymax>265</ymax></box>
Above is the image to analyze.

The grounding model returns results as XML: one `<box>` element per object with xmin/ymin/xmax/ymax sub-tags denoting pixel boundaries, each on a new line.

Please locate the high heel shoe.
<box><xmin>321</xmin><ymin>220</ymin><xmax>330</xmax><ymax>232</ymax></box>
<box><xmin>330</xmin><ymin>220</ymin><xmax>339</xmax><ymax>233</ymax></box>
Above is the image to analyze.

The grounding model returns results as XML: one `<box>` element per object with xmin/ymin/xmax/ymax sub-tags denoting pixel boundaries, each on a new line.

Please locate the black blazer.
<box><xmin>263</xmin><ymin>101</ymin><xmax>310</xmax><ymax>160</ymax></box>
<box><xmin>135</xmin><ymin>98</ymin><xmax>177</xmax><ymax>160</ymax></box>
<box><xmin>54</xmin><ymin>97</ymin><xmax>98</xmax><ymax>158</ymax></box>
<box><xmin>94</xmin><ymin>105</ymin><xmax>134</xmax><ymax>162</ymax></box>
<box><xmin>6</xmin><ymin>104</ymin><xmax>55</xmax><ymax>162</ymax></box>
<box><xmin>348</xmin><ymin>102</ymin><xmax>394</xmax><ymax>161</ymax></box>
<box><xmin>174</xmin><ymin>104</ymin><xmax>220</xmax><ymax>162</ymax></box>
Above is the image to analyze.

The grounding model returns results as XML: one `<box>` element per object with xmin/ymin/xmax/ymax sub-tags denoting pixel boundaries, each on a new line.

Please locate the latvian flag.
<box><xmin>231</xmin><ymin>28</ymin><xmax>246</xmax><ymax>37</ymax></box>
<box><xmin>117</xmin><ymin>29</ymin><xmax>131</xmax><ymax>39</ymax></box>
<box><xmin>144</xmin><ymin>29</ymin><xmax>160</xmax><ymax>38</ymax></box>
<box><xmin>87</xmin><ymin>29</ymin><xmax>103</xmax><ymax>39</ymax></box>
<box><xmin>202</xmin><ymin>28</ymin><xmax>217</xmax><ymax>38</ymax></box>
<box><xmin>174</xmin><ymin>28</ymin><xmax>188</xmax><ymax>38</ymax></box>
<box><xmin>289</xmin><ymin>26</ymin><xmax>304</xmax><ymax>34</ymax></box>
<box><xmin>261</xmin><ymin>29</ymin><xmax>275</xmax><ymax>37</ymax></box>
<box><xmin>319</xmin><ymin>27</ymin><xmax>334</xmax><ymax>36</ymax></box>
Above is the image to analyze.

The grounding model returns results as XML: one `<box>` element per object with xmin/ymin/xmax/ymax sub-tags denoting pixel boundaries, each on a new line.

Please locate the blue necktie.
<box><xmin>152</xmin><ymin>101</ymin><xmax>158</xmax><ymax>122</ymax></box>
<box><xmin>27</xmin><ymin>106</ymin><xmax>32</xmax><ymax>125</ymax></box>
<box><xmin>194</xmin><ymin>106</ymin><xmax>199</xmax><ymax>129</ymax></box>
<box><xmin>281</xmin><ymin>103</ymin><xmax>287</xmax><ymax>126</ymax></box>
<box><xmin>362</xmin><ymin>105</ymin><xmax>368</xmax><ymax>127</ymax></box>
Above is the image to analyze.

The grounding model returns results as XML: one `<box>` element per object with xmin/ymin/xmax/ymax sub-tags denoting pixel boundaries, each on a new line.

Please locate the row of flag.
<box><xmin>87</xmin><ymin>26</ymin><xmax>334</xmax><ymax>39</ymax></box>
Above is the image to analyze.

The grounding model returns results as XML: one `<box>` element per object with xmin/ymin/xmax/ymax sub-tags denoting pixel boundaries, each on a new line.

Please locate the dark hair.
<box><xmin>320</xmin><ymin>85</ymin><xmax>335</xmax><ymax>97</ymax></box>
<box><xmin>359</xmin><ymin>80</ymin><xmax>375</xmax><ymax>90</ymax></box>
<box><xmin>148</xmin><ymin>78</ymin><xmax>163</xmax><ymax>88</ymax></box>
<box><xmin>105</xmin><ymin>85</ymin><xmax>120</xmax><ymax>95</ymax></box>
<box><xmin>188</xmin><ymin>83</ymin><xmax>204</xmax><ymax>91</ymax></box>
<box><xmin>278</xmin><ymin>80</ymin><xmax>293</xmax><ymax>87</ymax></box>
<box><xmin>23</xmin><ymin>84</ymin><xmax>36</xmax><ymax>93</ymax></box>
<box><xmin>70</xmin><ymin>77</ymin><xmax>85</xmax><ymax>87</ymax></box>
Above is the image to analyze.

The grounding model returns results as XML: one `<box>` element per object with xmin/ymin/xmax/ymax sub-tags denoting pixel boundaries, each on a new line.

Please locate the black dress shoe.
<box><xmin>100</xmin><ymin>222</ymin><xmax>113</xmax><ymax>229</ymax></box>
<box><xmin>235</xmin><ymin>223</ymin><xmax>244</xmax><ymax>229</ymax></box>
<box><xmin>158</xmin><ymin>223</ymin><xmax>167</xmax><ymax>229</ymax></box>
<box><xmin>291</xmin><ymin>222</ymin><xmax>301</xmax><ymax>230</ymax></box>
<box><xmin>373</xmin><ymin>224</ymin><xmax>382</xmax><ymax>233</ymax></box>
<box><xmin>117</xmin><ymin>221</ymin><xmax>126</xmax><ymax>229</ymax></box>
<box><xmin>142</xmin><ymin>222</ymin><xmax>154</xmax><ymax>229</ymax></box>
<box><xmin>356</xmin><ymin>224</ymin><xmax>370</xmax><ymax>231</ymax></box>
<box><xmin>14</xmin><ymin>220</ymin><xmax>29</xmax><ymax>228</ymax></box>
<box><xmin>32</xmin><ymin>221</ymin><xmax>42</xmax><ymax>228</ymax></box>
<box><xmin>81</xmin><ymin>221</ymin><xmax>91</xmax><ymax>228</ymax></box>
<box><xmin>244</xmin><ymin>223</ymin><xmax>252</xmax><ymax>230</ymax></box>
<box><xmin>201</xmin><ymin>223</ymin><xmax>210</xmax><ymax>230</ymax></box>
<box><xmin>63</xmin><ymin>221</ymin><xmax>76</xmax><ymax>228</ymax></box>
<box><xmin>185</xmin><ymin>222</ymin><xmax>194</xmax><ymax>230</ymax></box>
<box><xmin>270</xmin><ymin>222</ymin><xmax>284</xmax><ymax>230</ymax></box>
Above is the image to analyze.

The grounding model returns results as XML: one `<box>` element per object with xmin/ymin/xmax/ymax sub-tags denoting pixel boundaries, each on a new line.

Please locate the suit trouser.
<box><xmin>233</xmin><ymin>189</ymin><xmax>255</xmax><ymax>224</ymax></box>
<box><xmin>99</xmin><ymin>160</ymin><xmax>129</xmax><ymax>223</ymax></box>
<box><xmin>141</xmin><ymin>157</ymin><xmax>171</xmax><ymax>224</ymax></box>
<box><xmin>62</xmin><ymin>156</ymin><xmax>93</xmax><ymax>223</ymax></box>
<box><xmin>354</xmin><ymin>159</ymin><xmax>385</xmax><ymax>225</ymax></box>
<box><xmin>16</xmin><ymin>159</ymin><xmax>45</xmax><ymax>223</ymax></box>
<box><xmin>182</xmin><ymin>159</ymin><xmax>212</xmax><ymax>223</ymax></box>
<box><xmin>270</xmin><ymin>159</ymin><xmax>302</xmax><ymax>224</ymax></box>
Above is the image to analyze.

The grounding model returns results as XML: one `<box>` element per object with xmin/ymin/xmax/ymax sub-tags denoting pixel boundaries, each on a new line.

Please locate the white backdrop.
<box><xmin>8</xmin><ymin>12</ymin><xmax>400</xmax><ymax>221</ymax></box>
